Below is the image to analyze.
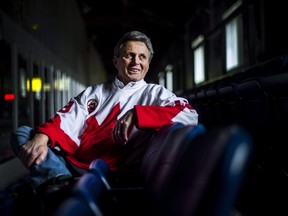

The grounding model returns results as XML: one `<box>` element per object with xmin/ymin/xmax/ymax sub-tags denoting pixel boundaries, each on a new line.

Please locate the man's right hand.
<box><xmin>19</xmin><ymin>133</ymin><xmax>49</xmax><ymax>170</ymax></box>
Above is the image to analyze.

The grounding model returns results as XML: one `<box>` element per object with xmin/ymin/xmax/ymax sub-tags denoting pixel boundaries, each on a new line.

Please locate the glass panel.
<box><xmin>0</xmin><ymin>40</ymin><xmax>14</xmax><ymax>162</ymax></box>
<box><xmin>54</xmin><ymin>69</ymin><xmax>61</xmax><ymax>111</ymax></box>
<box><xmin>32</xmin><ymin>63</ymin><xmax>42</xmax><ymax>126</ymax></box>
<box><xmin>225</xmin><ymin>15</ymin><xmax>242</xmax><ymax>71</ymax></box>
<box><xmin>18</xmin><ymin>55</ymin><xmax>30</xmax><ymax>126</ymax></box>
<box><xmin>166</xmin><ymin>64</ymin><xmax>173</xmax><ymax>91</ymax></box>
<box><xmin>158</xmin><ymin>72</ymin><xmax>165</xmax><ymax>86</ymax></box>
<box><xmin>44</xmin><ymin>66</ymin><xmax>51</xmax><ymax>120</ymax></box>
<box><xmin>194</xmin><ymin>45</ymin><xmax>205</xmax><ymax>84</ymax></box>
<box><xmin>166</xmin><ymin>71</ymin><xmax>173</xmax><ymax>91</ymax></box>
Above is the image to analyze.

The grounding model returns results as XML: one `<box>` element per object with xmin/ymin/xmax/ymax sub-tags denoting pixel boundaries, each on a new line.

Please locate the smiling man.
<box><xmin>11</xmin><ymin>31</ymin><xmax>199</xmax><ymax>192</ymax></box>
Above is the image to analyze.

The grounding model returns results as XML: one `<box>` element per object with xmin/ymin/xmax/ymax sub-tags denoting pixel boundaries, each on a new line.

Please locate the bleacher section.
<box><xmin>185</xmin><ymin>55</ymin><xmax>288</xmax><ymax>215</ymax></box>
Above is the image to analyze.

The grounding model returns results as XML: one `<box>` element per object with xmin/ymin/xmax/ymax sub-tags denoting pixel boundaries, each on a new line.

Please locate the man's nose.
<box><xmin>131</xmin><ymin>55</ymin><xmax>140</xmax><ymax>64</ymax></box>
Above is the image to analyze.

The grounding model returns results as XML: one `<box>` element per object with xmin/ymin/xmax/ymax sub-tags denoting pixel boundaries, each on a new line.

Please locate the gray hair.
<box><xmin>113</xmin><ymin>31</ymin><xmax>154</xmax><ymax>62</ymax></box>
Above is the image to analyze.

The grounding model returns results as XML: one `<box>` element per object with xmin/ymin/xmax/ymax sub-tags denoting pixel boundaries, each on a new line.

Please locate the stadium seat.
<box><xmin>90</xmin><ymin>123</ymin><xmax>206</xmax><ymax>215</ymax></box>
<box><xmin>157</xmin><ymin>124</ymin><xmax>253</xmax><ymax>216</ymax></box>
<box><xmin>54</xmin><ymin>123</ymin><xmax>253</xmax><ymax>216</ymax></box>
<box><xmin>53</xmin><ymin>169</ymin><xmax>111</xmax><ymax>216</ymax></box>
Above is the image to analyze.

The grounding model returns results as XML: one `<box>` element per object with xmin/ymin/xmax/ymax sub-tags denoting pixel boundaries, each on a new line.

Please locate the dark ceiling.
<box><xmin>75</xmin><ymin>0</ymin><xmax>202</xmax><ymax>81</ymax></box>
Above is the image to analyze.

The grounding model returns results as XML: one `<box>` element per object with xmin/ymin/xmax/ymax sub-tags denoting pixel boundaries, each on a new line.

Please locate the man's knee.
<box><xmin>10</xmin><ymin>125</ymin><xmax>34</xmax><ymax>155</ymax></box>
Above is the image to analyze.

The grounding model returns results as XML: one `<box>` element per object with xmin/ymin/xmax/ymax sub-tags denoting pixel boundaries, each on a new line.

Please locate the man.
<box><xmin>11</xmin><ymin>31</ymin><xmax>198</xmax><ymax>191</ymax></box>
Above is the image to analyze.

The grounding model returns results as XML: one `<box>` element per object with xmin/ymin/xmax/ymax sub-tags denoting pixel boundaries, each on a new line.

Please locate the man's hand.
<box><xmin>113</xmin><ymin>108</ymin><xmax>136</xmax><ymax>145</ymax></box>
<box><xmin>19</xmin><ymin>133</ymin><xmax>49</xmax><ymax>170</ymax></box>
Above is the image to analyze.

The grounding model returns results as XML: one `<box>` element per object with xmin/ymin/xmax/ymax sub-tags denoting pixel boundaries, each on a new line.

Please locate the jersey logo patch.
<box><xmin>87</xmin><ymin>99</ymin><xmax>98</xmax><ymax>113</ymax></box>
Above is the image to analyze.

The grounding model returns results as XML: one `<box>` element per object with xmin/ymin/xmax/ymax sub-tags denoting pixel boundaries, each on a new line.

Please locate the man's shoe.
<box><xmin>36</xmin><ymin>174</ymin><xmax>75</xmax><ymax>195</ymax></box>
<box><xmin>36</xmin><ymin>174</ymin><xmax>76</xmax><ymax>215</ymax></box>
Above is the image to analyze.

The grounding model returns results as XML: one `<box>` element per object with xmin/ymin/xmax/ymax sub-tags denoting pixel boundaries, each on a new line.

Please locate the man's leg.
<box><xmin>10</xmin><ymin>126</ymin><xmax>73</xmax><ymax>190</ymax></box>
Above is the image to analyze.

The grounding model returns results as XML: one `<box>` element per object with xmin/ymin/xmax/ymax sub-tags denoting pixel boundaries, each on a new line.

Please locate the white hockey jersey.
<box><xmin>37</xmin><ymin>78</ymin><xmax>198</xmax><ymax>170</ymax></box>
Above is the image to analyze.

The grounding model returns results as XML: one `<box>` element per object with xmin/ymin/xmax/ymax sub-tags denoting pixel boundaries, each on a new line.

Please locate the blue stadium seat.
<box><xmin>55</xmin><ymin>122</ymin><xmax>207</xmax><ymax>216</ymax></box>
<box><xmin>157</xmin><ymin>124</ymin><xmax>253</xmax><ymax>216</ymax></box>
<box><xmin>53</xmin><ymin>196</ymin><xmax>102</xmax><ymax>216</ymax></box>
<box><xmin>90</xmin><ymin>123</ymin><xmax>206</xmax><ymax>215</ymax></box>
<box><xmin>53</xmin><ymin>170</ymin><xmax>110</xmax><ymax>216</ymax></box>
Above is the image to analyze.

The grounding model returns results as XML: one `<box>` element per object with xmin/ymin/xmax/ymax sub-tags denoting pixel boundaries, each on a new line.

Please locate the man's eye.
<box><xmin>139</xmin><ymin>55</ymin><xmax>146</xmax><ymax>60</ymax></box>
<box><xmin>124</xmin><ymin>54</ymin><xmax>132</xmax><ymax>59</ymax></box>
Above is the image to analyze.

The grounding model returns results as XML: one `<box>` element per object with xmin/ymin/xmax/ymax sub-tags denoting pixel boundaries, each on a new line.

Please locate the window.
<box><xmin>192</xmin><ymin>35</ymin><xmax>205</xmax><ymax>84</ymax></box>
<box><xmin>158</xmin><ymin>72</ymin><xmax>165</xmax><ymax>86</ymax></box>
<box><xmin>194</xmin><ymin>45</ymin><xmax>205</xmax><ymax>84</ymax></box>
<box><xmin>223</xmin><ymin>0</ymin><xmax>243</xmax><ymax>71</ymax></box>
<box><xmin>158</xmin><ymin>65</ymin><xmax>174</xmax><ymax>91</ymax></box>
<box><xmin>166</xmin><ymin>64</ymin><xmax>173</xmax><ymax>91</ymax></box>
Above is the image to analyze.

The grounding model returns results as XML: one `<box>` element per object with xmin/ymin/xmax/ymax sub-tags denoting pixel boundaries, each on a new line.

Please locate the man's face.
<box><xmin>113</xmin><ymin>41</ymin><xmax>150</xmax><ymax>85</ymax></box>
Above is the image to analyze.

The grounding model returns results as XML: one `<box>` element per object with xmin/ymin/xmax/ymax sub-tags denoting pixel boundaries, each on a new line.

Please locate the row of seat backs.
<box><xmin>159</xmin><ymin>124</ymin><xmax>253</xmax><ymax>216</ymax></box>
<box><xmin>192</xmin><ymin>72</ymin><xmax>288</xmax><ymax>130</ymax></box>
<box><xmin>54</xmin><ymin>122</ymin><xmax>253</xmax><ymax>216</ymax></box>
<box><xmin>141</xmin><ymin>122</ymin><xmax>206</xmax><ymax>200</ymax></box>
<box><xmin>187</xmin><ymin>58</ymin><xmax>288</xmax><ymax>211</ymax></box>
<box><xmin>187</xmin><ymin>56</ymin><xmax>288</xmax><ymax>153</ymax></box>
